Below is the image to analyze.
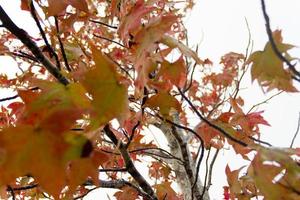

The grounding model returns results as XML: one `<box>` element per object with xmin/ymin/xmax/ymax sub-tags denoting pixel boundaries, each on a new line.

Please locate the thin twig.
<box><xmin>200</xmin><ymin>147</ymin><xmax>211</xmax><ymax>199</ymax></box>
<box><xmin>0</xmin><ymin>87</ymin><xmax>39</xmax><ymax>103</ymax></box>
<box><xmin>290</xmin><ymin>112</ymin><xmax>300</xmax><ymax>148</ymax></box>
<box><xmin>11</xmin><ymin>51</ymin><xmax>38</xmax><ymax>62</ymax></box>
<box><xmin>89</xmin><ymin>19</ymin><xmax>118</xmax><ymax>29</ymax></box>
<box><xmin>0</xmin><ymin>94</ymin><xmax>19</xmax><ymax>102</ymax></box>
<box><xmin>103</xmin><ymin>125</ymin><xmax>158</xmax><ymax>200</ymax></box>
<box><xmin>93</xmin><ymin>34</ymin><xmax>127</xmax><ymax>48</ymax></box>
<box><xmin>30</xmin><ymin>1</ymin><xmax>61</xmax><ymax>70</ymax></box>
<box><xmin>178</xmin><ymin>89</ymin><xmax>247</xmax><ymax>147</ymax></box>
<box><xmin>249</xmin><ymin>136</ymin><xmax>272</xmax><ymax>147</ymax></box>
<box><xmin>99</xmin><ymin>168</ymin><xmax>127</xmax><ymax>172</ymax></box>
<box><xmin>247</xmin><ymin>91</ymin><xmax>283</xmax><ymax>114</ymax></box>
<box><xmin>54</xmin><ymin>16</ymin><xmax>71</xmax><ymax>72</ymax></box>
<box><xmin>12</xmin><ymin>184</ymin><xmax>38</xmax><ymax>191</ymax></box>
<box><xmin>192</xmin><ymin>138</ymin><xmax>205</xmax><ymax>198</ymax></box>
<box><xmin>130</xmin><ymin>147</ymin><xmax>184</xmax><ymax>163</ymax></box>
<box><xmin>206</xmin><ymin>149</ymin><xmax>219</xmax><ymax>191</ymax></box>
<box><xmin>125</xmin><ymin>121</ymin><xmax>140</xmax><ymax>148</ymax></box>
<box><xmin>260</xmin><ymin>0</ymin><xmax>300</xmax><ymax>79</ymax></box>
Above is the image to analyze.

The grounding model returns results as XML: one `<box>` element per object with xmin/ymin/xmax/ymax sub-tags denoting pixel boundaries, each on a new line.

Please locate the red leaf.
<box><xmin>246</xmin><ymin>111</ymin><xmax>270</xmax><ymax>127</ymax></box>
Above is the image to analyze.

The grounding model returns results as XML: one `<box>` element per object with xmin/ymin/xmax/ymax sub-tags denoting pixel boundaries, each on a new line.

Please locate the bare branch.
<box><xmin>89</xmin><ymin>19</ymin><xmax>118</xmax><ymax>29</ymax></box>
<box><xmin>0</xmin><ymin>87</ymin><xmax>39</xmax><ymax>103</ymax></box>
<box><xmin>103</xmin><ymin>125</ymin><xmax>158</xmax><ymax>200</ymax></box>
<box><xmin>290</xmin><ymin>112</ymin><xmax>300</xmax><ymax>148</ymax></box>
<box><xmin>125</xmin><ymin>121</ymin><xmax>140</xmax><ymax>149</ymax></box>
<box><xmin>93</xmin><ymin>34</ymin><xmax>127</xmax><ymax>48</ymax></box>
<box><xmin>29</xmin><ymin>1</ymin><xmax>61</xmax><ymax>70</ymax></box>
<box><xmin>130</xmin><ymin>147</ymin><xmax>184</xmax><ymax>163</ymax></box>
<box><xmin>0</xmin><ymin>6</ymin><xmax>69</xmax><ymax>85</ymax></box>
<box><xmin>206</xmin><ymin>149</ymin><xmax>219</xmax><ymax>191</ymax></box>
<box><xmin>178</xmin><ymin>89</ymin><xmax>247</xmax><ymax>147</ymax></box>
<box><xmin>10</xmin><ymin>51</ymin><xmax>39</xmax><ymax>62</ymax></box>
<box><xmin>77</xmin><ymin>179</ymin><xmax>152</xmax><ymax>200</ymax></box>
<box><xmin>54</xmin><ymin>16</ymin><xmax>71</xmax><ymax>72</ymax></box>
<box><xmin>99</xmin><ymin>168</ymin><xmax>127</xmax><ymax>172</ymax></box>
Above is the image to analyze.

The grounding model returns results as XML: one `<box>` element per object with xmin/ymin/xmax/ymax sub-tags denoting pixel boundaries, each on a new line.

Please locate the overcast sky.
<box><xmin>0</xmin><ymin>0</ymin><xmax>300</xmax><ymax>199</ymax></box>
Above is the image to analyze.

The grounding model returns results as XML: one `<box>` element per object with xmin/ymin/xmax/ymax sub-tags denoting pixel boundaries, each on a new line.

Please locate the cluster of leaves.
<box><xmin>0</xmin><ymin>0</ymin><xmax>299</xmax><ymax>199</ymax></box>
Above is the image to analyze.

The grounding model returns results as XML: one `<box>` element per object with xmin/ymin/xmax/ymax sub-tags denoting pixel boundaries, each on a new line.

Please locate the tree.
<box><xmin>0</xmin><ymin>0</ymin><xmax>299</xmax><ymax>199</ymax></box>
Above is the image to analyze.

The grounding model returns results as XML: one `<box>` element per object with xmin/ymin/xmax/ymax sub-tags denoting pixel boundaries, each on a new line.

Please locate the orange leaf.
<box><xmin>0</xmin><ymin>126</ymin><xmax>68</xmax><ymax>198</ymax></box>
<box><xmin>68</xmin><ymin>0</ymin><xmax>89</xmax><ymax>13</ymax></box>
<box><xmin>47</xmin><ymin>0</ymin><xmax>88</xmax><ymax>16</ymax></box>
<box><xmin>154</xmin><ymin>181</ymin><xmax>181</xmax><ymax>200</ymax></box>
<box><xmin>20</xmin><ymin>0</ymin><xmax>30</xmax><ymax>11</ymax></box>
<box><xmin>157</xmin><ymin>56</ymin><xmax>187</xmax><ymax>88</ymax></box>
<box><xmin>114</xmin><ymin>186</ymin><xmax>139</xmax><ymax>200</ymax></box>
<box><xmin>47</xmin><ymin>0</ymin><xmax>68</xmax><ymax>16</ymax></box>
<box><xmin>18</xmin><ymin>81</ymin><xmax>90</xmax><ymax>133</ymax></box>
<box><xmin>133</xmin><ymin>15</ymin><xmax>177</xmax><ymax>65</ymax></box>
<box><xmin>196</xmin><ymin>122</ymin><xmax>225</xmax><ymax>149</ymax></box>
<box><xmin>118</xmin><ymin>0</ymin><xmax>155</xmax><ymax>43</ymax></box>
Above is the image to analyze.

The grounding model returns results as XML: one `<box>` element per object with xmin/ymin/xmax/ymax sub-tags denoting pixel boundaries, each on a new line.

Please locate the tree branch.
<box><xmin>0</xmin><ymin>6</ymin><xmax>69</xmax><ymax>85</ymax></box>
<box><xmin>54</xmin><ymin>16</ymin><xmax>71</xmax><ymax>72</ymax></box>
<box><xmin>178</xmin><ymin>89</ymin><xmax>247</xmax><ymax>147</ymax></box>
<box><xmin>29</xmin><ymin>1</ymin><xmax>61</xmax><ymax>70</ymax></box>
<box><xmin>290</xmin><ymin>112</ymin><xmax>300</xmax><ymax>148</ymax></box>
<box><xmin>103</xmin><ymin>125</ymin><xmax>158</xmax><ymax>200</ymax></box>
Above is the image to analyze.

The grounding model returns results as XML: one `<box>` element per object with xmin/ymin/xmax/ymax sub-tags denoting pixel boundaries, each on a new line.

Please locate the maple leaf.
<box><xmin>157</xmin><ymin>56</ymin><xmax>187</xmax><ymax>88</ymax></box>
<box><xmin>20</xmin><ymin>0</ymin><xmax>30</xmax><ymax>11</ymax></box>
<box><xmin>145</xmin><ymin>91</ymin><xmax>181</xmax><ymax>117</ymax></box>
<box><xmin>241</xmin><ymin>146</ymin><xmax>300</xmax><ymax>199</ymax></box>
<box><xmin>79</xmin><ymin>44</ymin><xmax>129</xmax><ymax>127</ymax></box>
<box><xmin>248</xmin><ymin>151</ymin><xmax>292</xmax><ymax>199</ymax></box>
<box><xmin>133</xmin><ymin>15</ymin><xmax>177</xmax><ymax>66</ymax></box>
<box><xmin>149</xmin><ymin>162</ymin><xmax>171</xmax><ymax>180</ymax></box>
<box><xmin>66</xmin><ymin>151</ymin><xmax>109</xmax><ymax>195</ymax></box>
<box><xmin>247</xmin><ymin>30</ymin><xmax>297</xmax><ymax>92</ymax></box>
<box><xmin>196</xmin><ymin>122</ymin><xmax>225</xmax><ymax>149</ymax></box>
<box><xmin>230</xmin><ymin>98</ymin><xmax>270</xmax><ymax>135</ymax></box>
<box><xmin>225</xmin><ymin>165</ymin><xmax>244</xmax><ymax>199</ymax></box>
<box><xmin>0</xmin><ymin>126</ymin><xmax>68</xmax><ymax>198</ymax></box>
<box><xmin>161</xmin><ymin>35</ymin><xmax>204</xmax><ymax>65</ymax></box>
<box><xmin>0</xmin><ymin>125</ymin><xmax>105</xmax><ymax>198</ymax></box>
<box><xmin>114</xmin><ymin>186</ymin><xmax>139</xmax><ymax>200</ymax></box>
<box><xmin>154</xmin><ymin>181</ymin><xmax>181</xmax><ymax>200</ymax></box>
<box><xmin>47</xmin><ymin>0</ymin><xmax>89</xmax><ymax>16</ymax></box>
<box><xmin>18</xmin><ymin>81</ymin><xmax>90</xmax><ymax>133</ymax></box>
<box><xmin>118</xmin><ymin>0</ymin><xmax>155</xmax><ymax>43</ymax></box>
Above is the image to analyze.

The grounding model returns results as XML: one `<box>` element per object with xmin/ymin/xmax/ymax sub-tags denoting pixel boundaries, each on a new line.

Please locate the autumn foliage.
<box><xmin>0</xmin><ymin>0</ymin><xmax>299</xmax><ymax>199</ymax></box>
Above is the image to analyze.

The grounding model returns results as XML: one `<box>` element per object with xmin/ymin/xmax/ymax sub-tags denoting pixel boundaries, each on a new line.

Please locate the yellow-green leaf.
<box><xmin>80</xmin><ymin>44</ymin><xmax>129</xmax><ymax>126</ymax></box>
<box><xmin>247</xmin><ymin>30</ymin><xmax>297</xmax><ymax>92</ymax></box>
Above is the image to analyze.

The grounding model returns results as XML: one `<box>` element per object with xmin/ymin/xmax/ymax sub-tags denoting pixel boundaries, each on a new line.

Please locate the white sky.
<box><xmin>0</xmin><ymin>0</ymin><xmax>300</xmax><ymax>199</ymax></box>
